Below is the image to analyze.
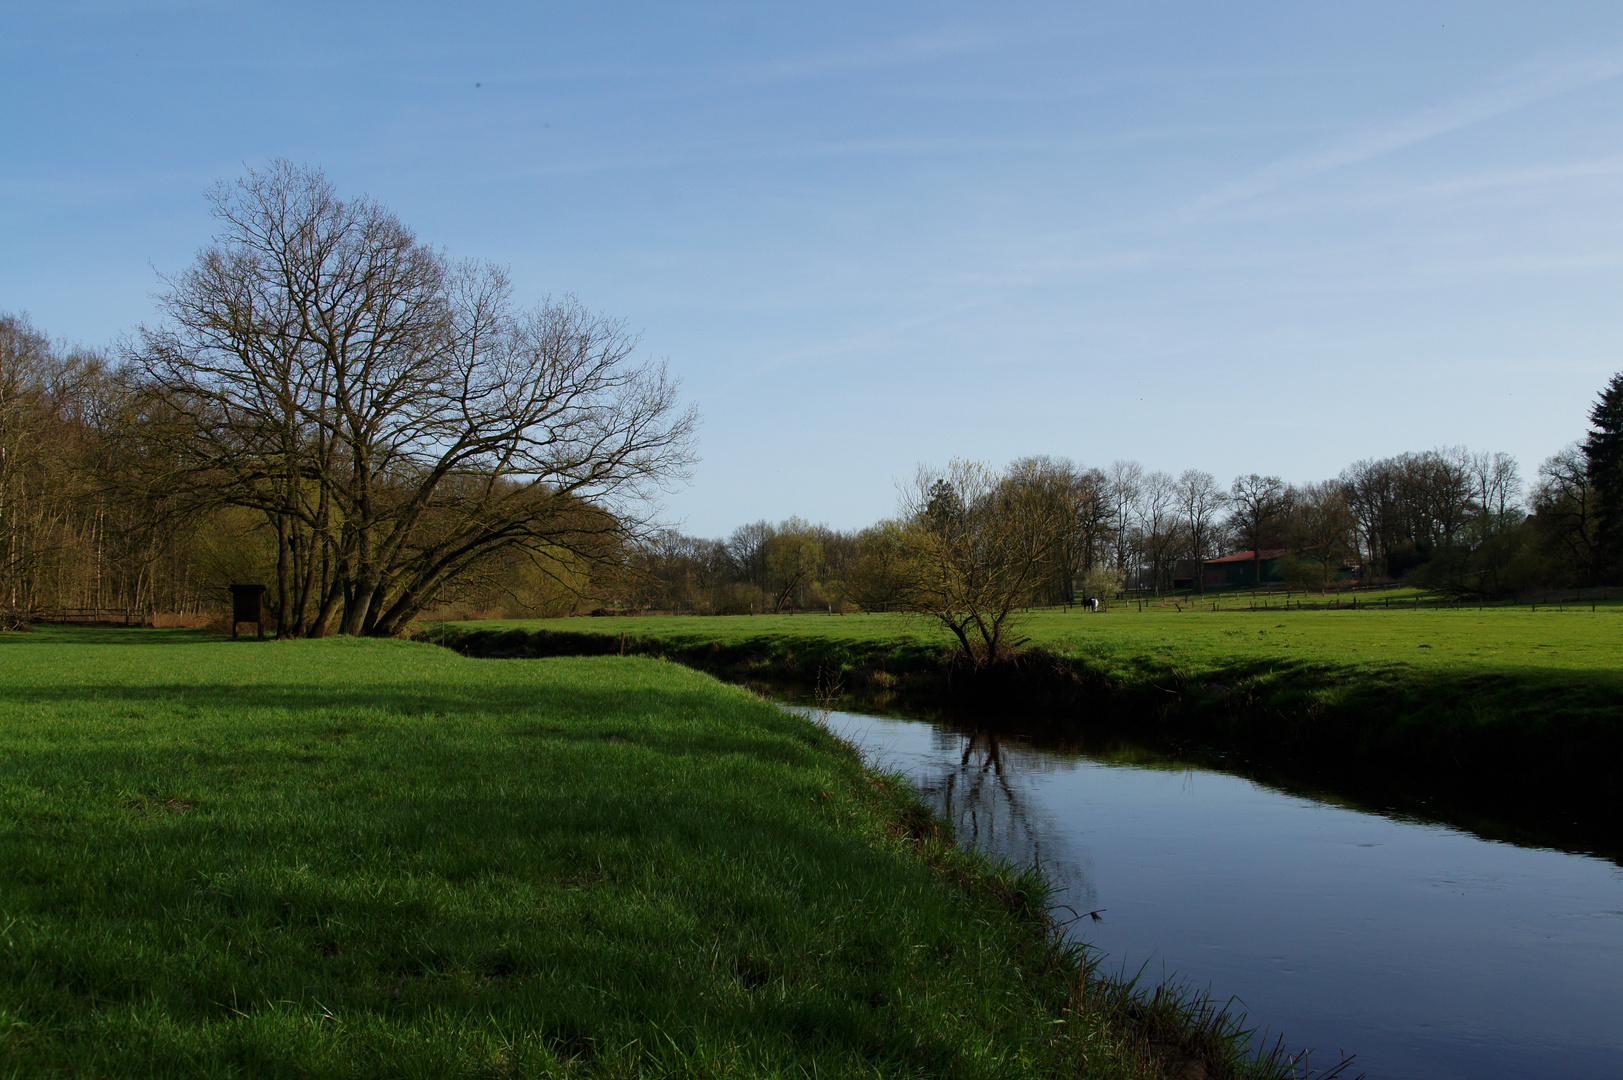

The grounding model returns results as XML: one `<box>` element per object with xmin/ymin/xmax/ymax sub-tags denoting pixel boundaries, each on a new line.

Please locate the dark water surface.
<box><xmin>785</xmin><ymin>702</ymin><xmax>1623</xmax><ymax>1080</ymax></box>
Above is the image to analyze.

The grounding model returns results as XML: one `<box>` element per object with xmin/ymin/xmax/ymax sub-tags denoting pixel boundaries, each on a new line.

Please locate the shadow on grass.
<box><xmin>1</xmin><ymin>626</ymin><xmax>226</xmax><ymax>646</ymax></box>
<box><xmin>0</xmin><ymin>653</ymin><xmax>1026</xmax><ymax>1078</ymax></box>
<box><xmin>0</xmin><ymin>676</ymin><xmax>844</xmax><ymax>775</ymax></box>
<box><xmin>443</xmin><ymin>625</ymin><xmax>1623</xmax><ymax>848</ymax></box>
<box><xmin>1</xmin><ymin>771</ymin><xmax>952</xmax><ymax>1078</ymax></box>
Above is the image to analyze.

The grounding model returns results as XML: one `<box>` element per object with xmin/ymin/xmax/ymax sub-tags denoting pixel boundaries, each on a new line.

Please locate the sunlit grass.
<box><xmin>466</xmin><ymin>603</ymin><xmax>1623</xmax><ymax>681</ymax></box>
<box><xmin>0</xmin><ymin>627</ymin><xmax>1263</xmax><ymax>1079</ymax></box>
<box><xmin>462</xmin><ymin>606</ymin><xmax>1623</xmax><ymax>815</ymax></box>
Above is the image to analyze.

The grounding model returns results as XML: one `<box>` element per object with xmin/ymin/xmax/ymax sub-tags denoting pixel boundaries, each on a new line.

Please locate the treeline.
<box><xmin>8</xmin><ymin>296</ymin><xmax>1620</xmax><ymax>627</ymax></box>
<box><xmin>622</xmin><ymin>385</ymin><xmax>1623</xmax><ymax>615</ymax></box>
<box><xmin>0</xmin><ymin>304</ymin><xmax>663</xmax><ymax>628</ymax></box>
<box><xmin>0</xmin><ymin>162</ymin><xmax>698</xmax><ymax>636</ymax></box>
<box><xmin>7</xmin><ymin>166</ymin><xmax>1619</xmax><ymax>635</ymax></box>
<box><xmin>0</xmin><ymin>313</ymin><xmax>196</xmax><ymax>625</ymax></box>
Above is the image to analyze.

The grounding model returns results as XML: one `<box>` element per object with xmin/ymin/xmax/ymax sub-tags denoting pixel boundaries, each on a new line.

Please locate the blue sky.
<box><xmin>6</xmin><ymin>2</ymin><xmax>1623</xmax><ymax>536</ymax></box>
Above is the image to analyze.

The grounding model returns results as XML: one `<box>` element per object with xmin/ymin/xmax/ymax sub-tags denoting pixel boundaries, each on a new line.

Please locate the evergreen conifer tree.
<box><xmin>1584</xmin><ymin>371</ymin><xmax>1623</xmax><ymax>584</ymax></box>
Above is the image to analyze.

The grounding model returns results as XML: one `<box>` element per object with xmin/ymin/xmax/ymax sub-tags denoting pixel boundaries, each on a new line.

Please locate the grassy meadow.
<box><xmin>451</xmin><ymin>601</ymin><xmax>1623</xmax><ymax>826</ymax></box>
<box><xmin>453</xmin><ymin>601</ymin><xmax>1623</xmax><ymax>724</ymax></box>
<box><xmin>457</xmin><ymin>601</ymin><xmax>1623</xmax><ymax>684</ymax></box>
<box><xmin>0</xmin><ymin>627</ymin><xmax>1276</xmax><ymax>1079</ymax></box>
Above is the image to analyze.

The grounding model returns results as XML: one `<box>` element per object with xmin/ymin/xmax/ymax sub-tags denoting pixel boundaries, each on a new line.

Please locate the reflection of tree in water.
<box><xmin>913</xmin><ymin>730</ymin><xmax>1095</xmax><ymax>913</ymax></box>
<box><xmin>792</xmin><ymin>706</ymin><xmax>1100</xmax><ymax>929</ymax></box>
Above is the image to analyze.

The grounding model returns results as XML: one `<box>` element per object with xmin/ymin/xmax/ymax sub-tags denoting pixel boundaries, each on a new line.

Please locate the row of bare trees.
<box><xmin>9</xmin><ymin>163</ymin><xmax>1619</xmax><ymax>637</ymax></box>
<box><xmin>0</xmin><ymin>313</ymin><xmax>211</xmax><ymax>625</ymax></box>
<box><xmin>11</xmin><ymin>253</ymin><xmax>1611</xmax><ymax>640</ymax></box>
<box><xmin>620</xmin><ymin>427</ymin><xmax>1617</xmax><ymax>650</ymax></box>
<box><xmin>2</xmin><ymin>161</ymin><xmax>697</xmax><ymax>636</ymax></box>
<box><xmin>0</xmin><ymin>300</ymin><xmax>654</xmax><ymax>632</ymax></box>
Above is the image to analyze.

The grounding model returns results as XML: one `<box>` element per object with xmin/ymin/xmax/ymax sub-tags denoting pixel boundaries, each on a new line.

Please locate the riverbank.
<box><xmin>0</xmin><ymin>627</ymin><xmax>1316</xmax><ymax>1079</ymax></box>
<box><xmin>440</xmin><ymin>609</ymin><xmax>1623</xmax><ymax>847</ymax></box>
<box><xmin>793</xmin><ymin>701</ymin><xmax>1623</xmax><ymax>1080</ymax></box>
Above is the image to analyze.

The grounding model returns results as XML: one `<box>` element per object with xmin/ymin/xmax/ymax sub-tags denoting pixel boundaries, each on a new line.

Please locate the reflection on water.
<box><xmin>789</xmin><ymin>703</ymin><xmax>1623</xmax><ymax>1080</ymax></box>
<box><xmin>763</xmin><ymin>677</ymin><xmax>1623</xmax><ymax>865</ymax></box>
<box><xmin>932</xmin><ymin>734</ymin><xmax>1042</xmax><ymax>862</ymax></box>
<box><xmin>909</xmin><ymin>730</ymin><xmax>1095</xmax><ymax>910</ymax></box>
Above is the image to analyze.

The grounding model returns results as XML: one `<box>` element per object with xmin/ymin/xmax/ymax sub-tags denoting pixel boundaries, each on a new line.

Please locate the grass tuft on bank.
<box><xmin>0</xmin><ymin>627</ymin><xmax>1315</xmax><ymax>1079</ymax></box>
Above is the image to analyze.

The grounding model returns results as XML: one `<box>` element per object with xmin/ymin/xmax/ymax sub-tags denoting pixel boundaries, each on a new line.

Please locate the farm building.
<box><xmin>1202</xmin><ymin>549</ymin><xmax>1359</xmax><ymax>588</ymax></box>
<box><xmin>1203</xmin><ymin>549</ymin><xmax>1289</xmax><ymax>588</ymax></box>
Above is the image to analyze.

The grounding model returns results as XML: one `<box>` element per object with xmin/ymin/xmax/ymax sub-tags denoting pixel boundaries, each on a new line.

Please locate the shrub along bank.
<box><xmin>0</xmin><ymin>627</ymin><xmax>1330</xmax><ymax>1080</ymax></box>
<box><xmin>443</xmin><ymin>609</ymin><xmax>1623</xmax><ymax>830</ymax></box>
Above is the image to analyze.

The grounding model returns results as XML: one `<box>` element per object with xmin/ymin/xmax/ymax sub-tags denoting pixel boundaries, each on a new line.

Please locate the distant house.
<box><xmin>1203</xmin><ymin>548</ymin><xmax>1289</xmax><ymax>588</ymax></box>
<box><xmin>1202</xmin><ymin>548</ymin><xmax>1359</xmax><ymax>588</ymax></box>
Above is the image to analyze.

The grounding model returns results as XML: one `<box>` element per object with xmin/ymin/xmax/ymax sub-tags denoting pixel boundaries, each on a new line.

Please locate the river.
<box><xmin>782</xmin><ymin>699</ymin><xmax>1623</xmax><ymax>1080</ymax></box>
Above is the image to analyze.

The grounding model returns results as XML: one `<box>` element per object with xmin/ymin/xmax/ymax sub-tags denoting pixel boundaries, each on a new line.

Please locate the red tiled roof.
<box><xmin>1204</xmin><ymin>548</ymin><xmax>1288</xmax><ymax>566</ymax></box>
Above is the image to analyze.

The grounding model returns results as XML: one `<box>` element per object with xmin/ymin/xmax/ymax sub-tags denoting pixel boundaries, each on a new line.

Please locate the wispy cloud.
<box><xmin>1189</xmin><ymin>48</ymin><xmax>1623</xmax><ymax>214</ymax></box>
<box><xmin>734</xmin><ymin>22</ymin><xmax>1039</xmax><ymax>85</ymax></box>
<box><xmin>492</xmin><ymin>134</ymin><xmax>1073</xmax><ymax>180</ymax></box>
<box><xmin>1211</xmin><ymin>151</ymin><xmax>1623</xmax><ymax>225</ymax></box>
<box><xmin>465</xmin><ymin>21</ymin><xmax>1044</xmax><ymax>91</ymax></box>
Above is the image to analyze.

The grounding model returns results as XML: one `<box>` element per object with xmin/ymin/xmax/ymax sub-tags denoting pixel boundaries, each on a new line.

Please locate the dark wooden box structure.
<box><xmin>228</xmin><ymin>584</ymin><xmax>267</xmax><ymax>639</ymax></box>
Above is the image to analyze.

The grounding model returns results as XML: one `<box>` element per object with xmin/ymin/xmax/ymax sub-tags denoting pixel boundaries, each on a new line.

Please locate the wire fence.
<box><xmin>1080</xmin><ymin>584</ymin><xmax>1623</xmax><ymax>614</ymax></box>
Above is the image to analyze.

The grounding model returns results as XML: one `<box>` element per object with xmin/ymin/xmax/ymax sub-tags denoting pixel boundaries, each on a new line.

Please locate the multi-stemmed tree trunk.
<box><xmin>897</xmin><ymin>461</ymin><xmax>1070</xmax><ymax>670</ymax></box>
<box><xmin>129</xmin><ymin>161</ymin><xmax>696</xmax><ymax>637</ymax></box>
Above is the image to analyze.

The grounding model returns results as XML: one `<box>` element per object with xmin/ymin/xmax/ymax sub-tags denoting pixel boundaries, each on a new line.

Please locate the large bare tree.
<box><xmin>129</xmin><ymin>161</ymin><xmax>696</xmax><ymax>637</ymax></box>
<box><xmin>1133</xmin><ymin>470</ymin><xmax>1179</xmax><ymax>592</ymax></box>
<box><xmin>1106</xmin><ymin>459</ymin><xmax>1143</xmax><ymax>578</ymax></box>
<box><xmin>1176</xmin><ymin>468</ymin><xmax>1225</xmax><ymax>594</ymax></box>
<box><xmin>1227</xmin><ymin>473</ymin><xmax>1292</xmax><ymax>587</ymax></box>
<box><xmin>1289</xmin><ymin>480</ymin><xmax>1358</xmax><ymax>590</ymax></box>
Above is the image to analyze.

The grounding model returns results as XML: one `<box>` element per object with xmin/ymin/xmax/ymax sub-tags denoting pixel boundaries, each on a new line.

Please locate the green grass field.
<box><xmin>458</xmin><ymin>603</ymin><xmax>1623</xmax><ymax>682</ymax></box>
<box><xmin>455</xmin><ymin>604</ymin><xmax>1623</xmax><ymax>717</ymax></box>
<box><xmin>0</xmin><ymin>627</ymin><xmax>1272</xmax><ymax>1079</ymax></box>
<box><xmin>451</xmin><ymin>605</ymin><xmax>1623</xmax><ymax>827</ymax></box>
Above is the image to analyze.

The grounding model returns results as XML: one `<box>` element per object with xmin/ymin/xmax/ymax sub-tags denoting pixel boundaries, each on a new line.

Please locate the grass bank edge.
<box><xmin>825</xmin><ymin>763</ymin><xmax>1331</xmax><ymax>1080</ymax></box>
<box><xmin>0</xmin><ymin>629</ymin><xmax>1341</xmax><ymax>1079</ymax></box>
<box><xmin>432</xmin><ymin>614</ymin><xmax>1623</xmax><ymax>819</ymax></box>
